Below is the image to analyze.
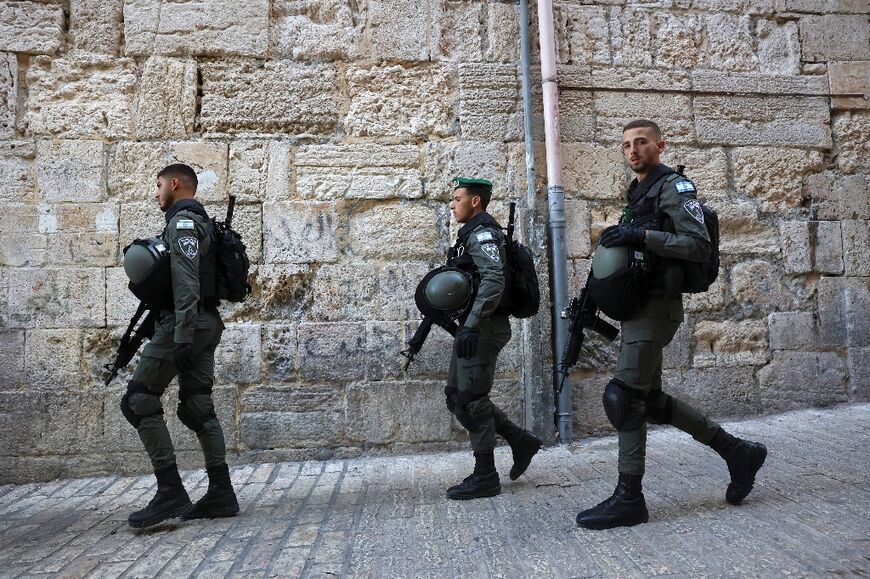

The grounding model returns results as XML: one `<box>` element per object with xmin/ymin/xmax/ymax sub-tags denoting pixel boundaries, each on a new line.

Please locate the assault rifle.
<box><xmin>557</xmin><ymin>275</ymin><xmax>620</xmax><ymax>394</ymax></box>
<box><xmin>104</xmin><ymin>302</ymin><xmax>157</xmax><ymax>385</ymax></box>
<box><xmin>400</xmin><ymin>315</ymin><xmax>459</xmax><ymax>371</ymax></box>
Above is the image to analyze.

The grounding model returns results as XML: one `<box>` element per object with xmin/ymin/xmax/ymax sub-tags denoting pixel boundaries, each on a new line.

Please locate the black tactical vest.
<box><xmin>163</xmin><ymin>199</ymin><xmax>219</xmax><ymax>307</ymax></box>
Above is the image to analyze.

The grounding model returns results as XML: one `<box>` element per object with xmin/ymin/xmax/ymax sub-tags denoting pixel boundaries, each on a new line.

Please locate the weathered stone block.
<box><xmin>662</xmin><ymin>366</ymin><xmax>761</xmax><ymax>419</ymax></box>
<box><xmin>379</xmin><ymin>262</ymin><xmax>431</xmax><ymax>321</ymax></box>
<box><xmin>238</xmin><ymin>264</ymin><xmax>314</xmax><ymax>322</ymax></box>
<box><xmin>755</xmin><ymin>19</ymin><xmax>800</xmax><ymax>75</ymax></box>
<box><xmin>842</xmin><ymin>220</ymin><xmax>870</xmax><ymax>277</ymax></box>
<box><xmin>808</xmin><ymin>173</ymin><xmax>870</xmax><ymax>220</ymax></box>
<box><xmin>0</xmin><ymin>204</ymin><xmax>44</xmax><ymax>266</ymax></box>
<box><xmin>403</xmin><ymin>319</ymin><xmax>453</xmax><ymax>380</ymax></box>
<box><xmin>106</xmin><ymin>267</ymin><xmax>139</xmax><ymax>326</ymax></box>
<box><xmin>134</xmin><ymin>57</ymin><xmax>197</xmax><ymax>139</ymax></box>
<box><xmin>570</xmin><ymin>372</ymin><xmax>612</xmax><ymax>434</ymax></box>
<box><xmin>817</xmin><ymin>276</ymin><xmax>870</xmax><ymax>348</ymax></box>
<box><xmin>685</xmin><ymin>267</ymin><xmax>728</xmax><ymax>313</ymax></box>
<box><xmin>560</xmin><ymin>143</ymin><xmax>629</xmax><ymax>200</ymax></box>
<box><xmin>652</xmin><ymin>12</ymin><xmax>701</xmax><ymax>69</ymax></box>
<box><xmin>0</xmin><ymin>141</ymin><xmax>36</xmax><ymax>203</ymax></box>
<box><xmin>228</xmin><ymin>141</ymin><xmax>271</xmax><ymax>203</ymax></box>
<box><xmin>566</xmin><ymin>6</ymin><xmax>611</xmax><ymax>65</ymax></box>
<box><xmin>588</xmin><ymin>67</ymin><xmax>690</xmax><ymax>92</ymax></box>
<box><xmin>431</xmin><ymin>0</ymin><xmax>482</xmax><ymax>62</ymax></box>
<box><xmin>0</xmin><ymin>390</ymin><xmax>103</xmax><ymax>456</ymax></box>
<box><xmin>424</xmin><ymin>141</ymin><xmax>513</xmax><ymax>201</ymax></box>
<box><xmin>694</xmin><ymin>96</ymin><xmax>831</xmax><ymax>147</ymax></box>
<box><xmin>271</xmin><ymin>0</ymin><xmax>363</xmax><ymax>61</ymax></box>
<box><xmin>784</xmin><ymin>0</ymin><xmax>869</xmax><ymax>11</ymax></box>
<box><xmin>24</xmin><ymin>329</ymin><xmax>83</xmax><ymax>389</ymax></box>
<box><xmin>240</xmin><ymin>386</ymin><xmax>345</xmax><ymax>449</ymax></box>
<box><xmin>348</xmin><ymin>203</ymin><xmax>446</xmax><ymax>261</ymax></box>
<box><xmin>262</xmin><ymin>323</ymin><xmax>297</xmax><ymax>383</ymax></box>
<box><xmin>731</xmin><ymin>260</ymin><xmax>794</xmax><ymax>312</ymax></box>
<box><xmin>758</xmin><ymin>351</ymin><xmax>848</xmax><ymax>411</ymax></box>
<box><xmin>208</xmin><ymin>201</ymin><xmax>260</xmax><ymax>263</ymax></box>
<box><xmin>558</xmin><ymin>91</ymin><xmax>596</xmax><ymax>143</ymax></box>
<box><xmin>565</xmin><ymin>199</ymin><xmax>591</xmax><ymax>259</ymax></box>
<box><xmin>39</xmin><ymin>202</ymin><xmax>119</xmax><ymax>266</ymax></box>
<box><xmin>768</xmin><ymin>312</ymin><xmax>818</xmax><ymax>351</ymax></box>
<box><xmin>36</xmin><ymin>140</ymin><xmax>107</xmax><ymax>202</ymax></box>
<box><xmin>779</xmin><ymin>221</ymin><xmax>843</xmax><ymax>274</ymax></box>
<box><xmin>0</xmin><ymin>53</ymin><xmax>16</xmax><ymax>139</ymax></box>
<box><xmin>8</xmin><ymin>268</ymin><xmax>105</xmax><ymax>329</ymax></box>
<box><xmin>124</xmin><ymin>0</ymin><xmax>269</xmax><ymax>57</ymax></box>
<box><xmin>200</xmin><ymin>61</ymin><xmax>340</xmax><ymax>135</ymax></box>
<box><xmin>308</xmin><ymin>262</ymin><xmax>380</xmax><ymax>322</ymax></box>
<box><xmin>848</xmin><ymin>347</ymin><xmax>869</xmax><ymax>401</ymax></box>
<box><xmin>119</xmin><ymin>202</ymin><xmax>165</xmax><ymax>248</ymax></box>
<box><xmin>799</xmin><ymin>15</ymin><xmax>870</xmax><ymax>62</ymax></box>
<box><xmin>298</xmin><ymin>323</ymin><xmax>366</xmax><ymax>382</ymax></box>
<box><xmin>704</xmin><ymin>13</ymin><xmax>759</xmax><ymax>72</ymax></box>
<box><xmin>660</xmin><ymin>146</ymin><xmax>728</xmax><ymax>202</ymax></box>
<box><xmin>485</xmin><ymin>3</ymin><xmax>520</xmax><ymax>63</ymax></box>
<box><xmin>663</xmin><ymin>317</ymin><xmax>693</xmax><ymax>370</ymax></box>
<box><xmin>833</xmin><ymin>111</ymin><xmax>870</xmax><ymax>174</ymax></box>
<box><xmin>595</xmin><ymin>92</ymin><xmax>694</xmax><ymax>143</ymax></box>
<box><xmin>296</xmin><ymin>145</ymin><xmax>422</xmax><ymax>201</ymax></box>
<box><xmin>829</xmin><ymin>61</ymin><xmax>870</xmax><ymax>110</ymax></box>
<box><xmin>365</xmin><ymin>322</ymin><xmax>403</xmax><ymax>382</ymax></box>
<box><xmin>345</xmin><ymin>381</ymin><xmax>453</xmax><ymax>444</ymax></box>
<box><xmin>263</xmin><ymin>202</ymin><xmax>338</xmax><ymax>264</ymax></box>
<box><xmin>0</xmin><ymin>330</ymin><xmax>25</xmax><ymax>387</ymax></box>
<box><xmin>693</xmin><ymin>319</ymin><xmax>767</xmax><ymax>367</ymax></box>
<box><xmin>691</xmin><ymin>72</ymin><xmax>829</xmax><ymax>96</ymax></box>
<box><xmin>346</xmin><ymin>64</ymin><xmax>456</xmax><ymax>140</ymax></box>
<box><xmin>683</xmin><ymin>0</ymin><xmax>776</xmax><ymax>14</ymax></box>
<box><xmin>457</xmin><ymin>63</ymin><xmax>520</xmax><ymax>141</ymax></box>
<box><xmin>216</xmin><ymin>324</ymin><xmax>262</xmax><ymax>385</ymax></box>
<box><xmin>0</xmin><ymin>1</ymin><xmax>64</xmax><ymax>55</ymax></box>
<box><xmin>71</xmin><ymin>0</ymin><xmax>124</xmax><ymax>55</ymax></box>
<box><xmin>609</xmin><ymin>7</ymin><xmax>652</xmax><ymax>67</ymax></box>
<box><xmin>369</xmin><ymin>0</ymin><xmax>432</xmax><ymax>61</ymax></box>
<box><xmin>26</xmin><ymin>55</ymin><xmax>137</xmax><ymax>139</ymax></box>
<box><xmin>732</xmin><ymin>147</ymin><xmax>824</xmax><ymax>212</ymax></box>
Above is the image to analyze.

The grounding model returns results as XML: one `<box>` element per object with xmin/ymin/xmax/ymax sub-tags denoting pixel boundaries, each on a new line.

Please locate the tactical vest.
<box><xmin>449</xmin><ymin>215</ymin><xmax>512</xmax><ymax>317</ymax></box>
<box><xmin>162</xmin><ymin>200</ymin><xmax>219</xmax><ymax>307</ymax></box>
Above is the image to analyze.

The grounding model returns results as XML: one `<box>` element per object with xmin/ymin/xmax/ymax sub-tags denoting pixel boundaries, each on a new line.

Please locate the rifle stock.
<box><xmin>104</xmin><ymin>303</ymin><xmax>157</xmax><ymax>385</ymax></box>
<box><xmin>401</xmin><ymin>315</ymin><xmax>459</xmax><ymax>371</ymax></box>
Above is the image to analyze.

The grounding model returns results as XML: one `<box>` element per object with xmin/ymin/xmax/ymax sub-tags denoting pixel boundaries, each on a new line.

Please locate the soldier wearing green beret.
<box><xmin>443</xmin><ymin>177</ymin><xmax>542</xmax><ymax>500</ymax></box>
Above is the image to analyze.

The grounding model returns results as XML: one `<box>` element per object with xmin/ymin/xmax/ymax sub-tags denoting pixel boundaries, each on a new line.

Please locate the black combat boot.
<box><xmin>576</xmin><ymin>472</ymin><xmax>649</xmax><ymax>530</ymax></box>
<box><xmin>128</xmin><ymin>463</ymin><xmax>193</xmax><ymax>529</ymax></box>
<box><xmin>499</xmin><ymin>422</ymin><xmax>543</xmax><ymax>480</ymax></box>
<box><xmin>446</xmin><ymin>451</ymin><xmax>501</xmax><ymax>500</ymax></box>
<box><xmin>709</xmin><ymin>428</ymin><xmax>767</xmax><ymax>505</ymax></box>
<box><xmin>182</xmin><ymin>463</ymin><xmax>240</xmax><ymax>520</ymax></box>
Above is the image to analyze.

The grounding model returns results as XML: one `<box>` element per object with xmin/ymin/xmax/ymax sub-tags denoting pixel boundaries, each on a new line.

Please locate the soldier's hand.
<box><xmin>600</xmin><ymin>225</ymin><xmax>646</xmax><ymax>248</ymax></box>
<box><xmin>173</xmin><ymin>343</ymin><xmax>195</xmax><ymax>372</ymax></box>
<box><xmin>455</xmin><ymin>326</ymin><xmax>480</xmax><ymax>359</ymax></box>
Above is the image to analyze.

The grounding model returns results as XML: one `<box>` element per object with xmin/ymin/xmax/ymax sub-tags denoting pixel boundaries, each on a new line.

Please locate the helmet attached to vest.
<box><xmin>123</xmin><ymin>237</ymin><xmax>174</xmax><ymax>310</ymax></box>
<box><xmin>415</xmin><ymin>266</ymin><xmax>474</xmax><ymax>321</ymax></box>
<box><xmin>587</xmin><ymin>242</ymin><xmax>648</xmax><ymax>321</ymax></box>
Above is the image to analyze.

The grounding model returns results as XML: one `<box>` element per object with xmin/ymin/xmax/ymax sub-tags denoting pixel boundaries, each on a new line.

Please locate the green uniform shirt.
<box><xmin>456</xmin><ymin>213</ymin><xmax>507</xmax><ymax>329</ymax></box>
<box><xmin>644</xmin><ymin>175</ymin><xmax>711</xmax><ymax>263</ymax></box>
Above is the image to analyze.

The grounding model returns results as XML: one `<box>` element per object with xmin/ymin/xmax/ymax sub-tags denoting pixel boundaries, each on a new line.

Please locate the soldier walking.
<box><xmin>575</xmin><ymin>121</ymin><xmax>767</xmax><ymax>529</ymax></box>
<box><xmin>120</xmin><ymin>164</ymin><xmax>239</xmax><ymax>528</ymax></box>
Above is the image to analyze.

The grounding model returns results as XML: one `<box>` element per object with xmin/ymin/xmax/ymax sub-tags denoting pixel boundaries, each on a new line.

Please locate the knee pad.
<box><xmin>177</xmin><ymin>393</ymin><xmax>217</xmax><ymax>434</ymax></box>
<box><xmin>645</xmin><ymin>390</ymin><xmax>674</xmax><ymax>425</ymax></box>
<box><xmin>602</xmin><ymin>379</ymin><xmax>645</xmax><ymax>431</ymax></box>
<box><xmin>119</xmin><ymin>394</ymin><xmax>141</xmax><ymax>429</ymax></box>
<box><xmin>461</xmin><ymin>394</ymin><xmax>494</xmax><ymax>426</ymax></box>
<box><xmin>121</xmin><ymin>381</ymin><xmax>163</xmax><ymax>428</ymax></box>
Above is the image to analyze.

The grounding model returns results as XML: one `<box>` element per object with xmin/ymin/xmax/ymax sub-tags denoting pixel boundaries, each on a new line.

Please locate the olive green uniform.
<box><xmin>445</xmin><ymin>213</ymin><xmax>514</xmax><ymax>453</ymax></box>
<box><xmin>122</xmin><ymin>201</ymin><xmax>228</xmax><ymax>471</ymax></box>
<box><xmin>615</xmin><ymin>166</ymin><xmax>720</xmax><ymax>476</ymax></box>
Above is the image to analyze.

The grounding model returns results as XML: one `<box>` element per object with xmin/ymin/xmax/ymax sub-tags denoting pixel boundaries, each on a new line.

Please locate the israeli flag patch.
<box><xmin>178</xmin><ymin>236</ymin><xmax>198</xmax><ymax>259</ymax></box>
<box><xmin>675</xmin><ymin>180</ymin><xmax>696</xmax><ymax>193</ymax></box>
<box><xmin>476</xmin><ymin>230</ymin><xmax>494</xmax><ymax>243</ymax></box>
<box><xmin>176</xmin><ymin>218</ymin><xmax>195</xmax><ymax>230</ymax></box>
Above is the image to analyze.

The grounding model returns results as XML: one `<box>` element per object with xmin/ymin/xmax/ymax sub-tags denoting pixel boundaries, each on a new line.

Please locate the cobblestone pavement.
<box><xmin>1</xmin><ymin>404</ymin><xmax>868</xmax><ymax>578</ymax></box>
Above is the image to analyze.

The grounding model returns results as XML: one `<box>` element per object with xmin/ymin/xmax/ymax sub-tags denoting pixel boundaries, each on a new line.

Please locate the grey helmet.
<box><xmin>588</xmin><ymin>241</ymin><xmax>646</xmax><ymax>321</ymax></box>
<box><xmin>415</xmin><ymin>266</ymin><xmax>474</xmax><ymax>320</ymax></box>
<box><xmin>123</xmin><ymin>237</ymin><xmax>173</xmax><ymax>309</ymax></box>
<box><xmin>591</xmin><ymin>243</ymin><xmax>630</xmax><ymax>280</ymax></box>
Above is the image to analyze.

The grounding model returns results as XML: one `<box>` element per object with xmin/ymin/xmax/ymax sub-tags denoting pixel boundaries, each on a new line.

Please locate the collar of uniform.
<box><xmin>457</xmin><ymin>211</ymin><xmax>499</xmax><ymax>242</ymax></box>
<box><xmin>627</xmin><ymin>163</ymin><xmax>674</xmax><ymax>204</ymax></box>
<box><xmin>164</xmin><ymin>198</ymin><xmax>207</xmax><ymax>225</ymax></box>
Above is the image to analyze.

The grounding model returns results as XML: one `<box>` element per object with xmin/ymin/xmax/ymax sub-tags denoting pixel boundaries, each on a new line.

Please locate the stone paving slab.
<box><xmin>0</xmin><ymin>404</ymin><xmax>868</xmax><ymax>578</ymax></box>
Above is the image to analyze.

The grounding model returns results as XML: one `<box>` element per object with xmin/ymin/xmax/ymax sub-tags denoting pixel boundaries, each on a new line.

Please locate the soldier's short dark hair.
<box><xmin>157</xmin><ymin>163</ymin><xmax>198</xmax><ymax>191</ymax></box>
<box><xmin>466</xmin><ymin>185</ymin><xmax>492</xmax><ymax>210</ymax></box>
<box><xmin>622</xmin><ymin>119</ymin><xmax>662</xmax><ymax>139</ymax></box>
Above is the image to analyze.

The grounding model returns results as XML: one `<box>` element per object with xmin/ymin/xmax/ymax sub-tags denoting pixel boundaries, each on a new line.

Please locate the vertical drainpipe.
<box><xmin>534</xmin><ymin>0</ymin><xmax>572</xmax><ymax>443</ymax></box>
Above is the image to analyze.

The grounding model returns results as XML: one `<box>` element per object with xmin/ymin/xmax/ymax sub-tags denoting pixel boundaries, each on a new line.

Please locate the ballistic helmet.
<box><xmin>415</xmin><ymin>266</ymin><xmax>474</xmax><ymax>319</ymax></box>
<box><xmin>588</xmin><ymin>242</ymin><xmax>643</xmax><ymax>321</ymax></box>
<box><xmin>123</xmin><ymin>238</ymin><xmax>173</xmax><ymax>309</ymax></box>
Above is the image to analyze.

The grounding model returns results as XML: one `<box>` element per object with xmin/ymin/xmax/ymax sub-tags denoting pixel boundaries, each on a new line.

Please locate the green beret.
<box><xmin>451</xmin><ymin>177</ymin><xmax>492</xmax><ymax>192</ymax></box>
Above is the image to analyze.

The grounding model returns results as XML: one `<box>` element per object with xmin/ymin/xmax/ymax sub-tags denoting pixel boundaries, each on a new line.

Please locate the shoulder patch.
<box><xmin>476</xmin><ymin>230</ymin><xmax>495</xmax><ymax>243</ymax></box>
<box><xmin>675</xmin><ymin>180</ymin><xmax>696</xmax><ymax>193</ymax></box>
<box><xmin>683</xmin><ymin>199</ymin><xmax>705</xmax><ymax>224</ymax></box>
<box><xmin>176</xmin><ymin>218</ymin><xmax>195</xmax><ymax>230</ymax></box>
<box><xmin>481</xmin><ymin>243</ymin><xmax>501</xmax><ymax>263</ymax></box>
<box><xmin>177</xmin><ymin>236</ymin><xmax>199</xmax><ymax>260</ymax></box>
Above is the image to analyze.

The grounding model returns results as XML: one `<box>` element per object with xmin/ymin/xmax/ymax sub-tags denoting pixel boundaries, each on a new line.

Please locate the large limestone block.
<box><xmin>262</xmin><ymin>323</ymin><xmax>297</xmax><ymax>382</ymax></box>
<box><xmin>368</xmin><ymin>0</ymin><xmax>432</xmax><ymax>61</ymax></box>
<box><xmin>566</xmin><ymin>6</ymin><xmax>610</xmax><ymax>66</ymax></box>
<box><xmin>8</xmin><ymin>268</ymin><xmax>105</xmax><ymax>329</ymax></box>
<box><xmin>833</xmin><ymin>111</ymin><xmax>870</xmax><ymax>174</ymax></box>
<box><xmin>779</xmin><ymin>221</ymin><xmax>844</xmax><ymax>274</ymax></box>
<box><xmin>703</xmin><ymin>13</ymin><xmax>759</xmax><ymax>72</ymax></box>
<box><xmin>431</xmin><ymin>0</ymin><xmax>482</xmax><ymax>62</ymax></box>
<box><xmin>842</xmin><ymin>220</ymin><xmax>870</xmax><ymax>277</ymax></box>
<box><xmin>230</xmin><ymin>141</ymin><xmax>292</xmax><ymax>203</ymax></box>
<box><xmin>0</xmin><ymin>390</ymin><xmax>103</xmax><ymax>457</ymax></box>
<box><xmin>348</xmin><ymin>203</ymin><xmax>447</xmax><ymax>261</ymax></box>
<box><xmin>0</xmin><ymin>330</ymin><xmax>24</xmax><ymax>387</ymax></box>
<box><xmin>755</xmin><ymin>20</ymin><xmax>800</xmax><ymax>75</ymax></box>
<box><xmin>660</xmin><ymin>146</ymin><xmax>728</xmax><ymax>202</ymax></box>
<box><xmin>565</xmin><ymin>199</ymin><xmax>591</xmax><ymax>259</ymax></box>
<box><xmin>684</xmin><ymin>0</ymin><xmax>776</xmax><ymax>14</ymax></box>
<box><xmin>731</xmin><ymin>260</ymin><xmax>795</xmax><ymax>311</ymax></box>
<box><xmin>239</xmin><ymin>384</ymin><xmax>345</xmax><ymax>448</ymax></box>
<box><xmin>691</xmin><ymin>71</ymin><xmax>829</xmax><ymax>96</ymax></box>
<box><xmin>0</xmin><ymin>53</ymin><xmax>16</xmax><ymax>139</ymax></box>
<box><xmin>0</xmin><ymin>2</ymin><xmax>63</xmax><ymax>55</ymax></box>
<box><xmin>758</xmin><ymin>351</ymin><xmax>848</xmax><ymax>411</ymax></box>
<box><xmin>817</xmin><ymin>276</ymin><xmax>870</xmax><ymax>348</ymax></box>
<box><xmin>0</xmin><ymin>204</ymin><xmax>44</xmax><ymax>266</ymax></box>
<box><xmin>345</xmin><ymin>381</ymin><xmax>454</xmax><ymax>444</ymax></box>
<box><xmin>457</xmin><ymin>63</ymin><xmax>520</xmax><ymax>141</ymax></box>
<box><xmin>26</xmin><ymin>55</ymin><xmax>137</xmax><ymax>139</ymax></box>
<box><xmin>589</xmin><ymin>67</ymin><xmax>690</xmax><ymax>92</ymax></box>
<box><xmin>271</xmin><ymin>0</ymin><xmax>364</xmax><ymax>61</ymax></box>
<box><xmin>200</xmin><ymin>61</ymin><xmax>340</xmax><ymax>135</ymax></box>
<box><xmin>24</xmin><ymin>329</ymin><xmax>83</xmax><ymax>389</ymax></box>
<box><xmin>296</xmin><ymin>145</ymin><xmax>422</xmax><ymax>201</ymax></box>
<box><xmin>808</xmin><ymin>173</ymin><xmax>870</xmax><ymax>221</ymax></box>
<box><xmin>298</xmin><ymin>322</ymin><xmax>366</xmax><ymax>382</ymax></box>
<box><xmin>768</xmin><ymin>312</ymin><xmax>818</xmax><ymax>351</ymax></box>
<box><xmin>694</xmin><ymin>96</ymin><xmax>831</xmax><ymax>147</ymax></box>
<box><xmin>119</xmin><ymin>202</ymin><xmax>165</xmax><ymax>248</ymax></box>
<box><xmin>485</xmin><ymin>2</ymin><xmax>520</xmax><ymax>63</ymax></box>
<box><xmin>216</xmin><ymin>323</ymin><xmax>262</xmax><ymax>385</ymax></box>
<box><xmin>829</xmin><ymin>61</ymin><xmax>870</xmax><ymax>110</ymax></box>
<box><xmin>37</xmin><ymin>203</ymin><xmax>119</xmax><ymax>267</ymax></box>
<box><xmin>134</xmin><ymin>57</ymin><xmax>197</xmax><ymax>139</ymax></box>
<box><xmin>652</xmin><ymin>12</ymin><xmax>701</xmax><ymax>69</ymax></box>
<box><xmin>609</xmin><ymin>7</ymin><xmax>652</xmax><ymax>67</ymax></box>
<box><xmin>799</xmin><ymin>15</ymin><xmax>870</xmax><ymax>62</ymax></box>
<box><xmin>365</xmin><ymin>321</ymin><xmax>403</xmax><ymax>382</ymax></box>
<box><xmin>345</xmin><ymin>64</ymin><xmax>456</xmax><ymax>140</ymax></box>
<box><xmin>71</xmin><ymin>0</ymin><xmax>124</xmax><ymax>55</ymax></box>
<box><xmin>560</xmin><ymin>143</ymin><xmax>629</xmax><ymax>200</ymax></box>
<box><xmin>0</xmin><ymin>141</ymin><xmax>36</xmax><ymax>203</ymax></box>
<box><xmin>124</xmin><ymin>0</ymin><xmax>269</xmax><ymax>57</ymax></box>
<box><xmin>307</xmin><ymin>262</ymin><xmax>380</xmax><ymax>322</ymax></box>
<box><xmin>558</xmin><ymin>91</ymin><xmax>595</xmax><ymax>143</ymax></box>
<box><xmin>595</xmin><ymin>92</ymin><xmax>694</xmax><ymax>143</ymax></box>
<box><xmin>662</xmin><ymin>366</ymin><xmax>761</xmax><ymax>419</ymax></box>
<box><xmin>263</xmin><ymin>202</ymin><xmax>338</xmax><ymax>264</ymax></box>
<box><xmin>106</xmin><ymin>267</ymin><xmax>139</xmax><ymax>326</ymax></box>
<box><xmin>849</xmin><ymin>347</ymin><xmax>869</xmax><ymax>401</ymax></box>
<box><xmin>232</xmin><ymin>264</ymin><xmax>314</xmax><ymax>323</ymax></box>
<box><xmin>36</xmin><ymin>140</ymin><xmax>106</xmax><ymax>202</ymax></box>
<box><xmin>784</xmin><ymin>0</ymin><xmax>869</xmax><ymax>11</ymax></box>
<box><xmin>685</xmin><ymin>267</ymin><xmax>728</xmax><ymax>313</ymax></box>
<box><xmin>693</xmin><ymin>319</ymin><xmax>768</xmax><ymax>368</ymax></box>
<box><xmin>732</xmin><ymin>147</ymin><xmax>824</xmax><ymax>212</ymax></box>
<box><xmin>424</xmin><ymin>141</ymin><xmax>512</xmax><ymax>201</ymax></box>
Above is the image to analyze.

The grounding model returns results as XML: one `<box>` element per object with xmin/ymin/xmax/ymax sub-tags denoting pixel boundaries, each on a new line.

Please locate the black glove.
<box><xmin>454</xmin><ymin>326</ymin><xmax>481</xmax><ymax>359</ymax></box>
<box><xmin>173</xmin><ymin>343</ymin><xmax>194</xmax><ymax>372</ymax></box>
<box><xmin>600</xmin><ymin>225</ymin><xmax>646</xmax><ymax>248</ymax></box>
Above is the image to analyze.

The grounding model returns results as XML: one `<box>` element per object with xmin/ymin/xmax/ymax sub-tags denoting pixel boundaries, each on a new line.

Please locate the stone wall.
<box><xmin>0</xmin><ymin>0</ymin><xmax>866</xmax><ymax>483</ymax></box>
